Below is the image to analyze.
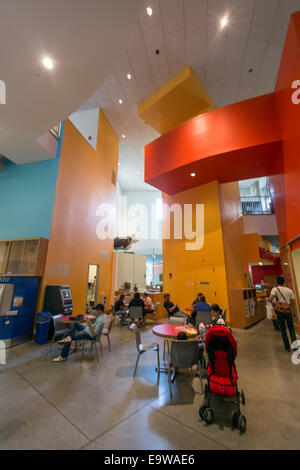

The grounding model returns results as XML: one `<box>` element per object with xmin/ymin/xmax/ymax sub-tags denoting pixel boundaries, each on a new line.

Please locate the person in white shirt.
<box><xmin>267</xmin><ymin>276</ymin><xmax>297</xmax><ymax>352</ymax></box>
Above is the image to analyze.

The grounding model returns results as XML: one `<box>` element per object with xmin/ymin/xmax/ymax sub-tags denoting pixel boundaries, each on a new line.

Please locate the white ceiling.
<box><xmin>0</xmin><ymin>0</ymin><xmax>142</xmax><ymax>164</ymax></box>
<box><xmin>79</xmin><ymin>0</ymin><xmax>300</xmax><ymax>192</ymax></box>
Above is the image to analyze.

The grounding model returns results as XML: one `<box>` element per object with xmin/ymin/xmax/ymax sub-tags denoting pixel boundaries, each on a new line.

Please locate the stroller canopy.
<box><xmin>205</xmin><ymin>325</ymin><xmax>237</xmax><ymax>356</ymax></box>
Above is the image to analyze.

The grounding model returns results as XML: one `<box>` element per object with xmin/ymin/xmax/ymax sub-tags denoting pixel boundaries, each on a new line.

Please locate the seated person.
<box><xmin>163</xmin><ymin>293</ymin><xmax>191</xmax><ymax>323</ymax></box>
<box><xmin>192</xmin><ymin>292</ymin><xmax>203</xmax><ymax>306</ymax></box>
<box><xmin>129</xmin><ymin>292</ymin><xmax>145</xmax><ymax>322</ymax></box>
<box><xmin>53</xmin><ymin>304</ymin><xmax>106</xmax><ymax>362</ymax></box>
<box><xmin>191</xmin><ymin>295</ymin><xmax>211</xmax><ymax>325</ymax></box>
<box><xmin>143</xmin><ymin>292</ymin><xmax>155</xmax><ymax>314</ymax></box>
<box><xmin>177</xmin><ymin>331</ymin><xmax>188</xmax><ymax>341</ymax></box>
<box><xmin>114</xmin><ymin>294</ymin><xmax>128</xmax><ymax>324</ymax></box>
<box><xmin>209</xmin><ymin>304</ymin><xmax>226</xmax><ymax>326</ymax></box>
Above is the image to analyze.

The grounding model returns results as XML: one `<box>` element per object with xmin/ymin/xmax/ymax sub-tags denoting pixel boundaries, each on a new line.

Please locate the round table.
<box><xmin>152</xmin><ymin>323</ymin><xmax>198</xmax><ymax>340</ymax></box>
<box><xmin>60</xmin><ymin>314</ymin><xmax>96</xmax><ymax>324</ymax></box>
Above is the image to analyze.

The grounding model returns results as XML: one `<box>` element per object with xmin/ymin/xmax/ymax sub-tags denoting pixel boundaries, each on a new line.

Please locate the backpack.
<box><xmin>274</xmin><ymin>287</ymin><xmax>292</xmax><ymax>314</ymax></box>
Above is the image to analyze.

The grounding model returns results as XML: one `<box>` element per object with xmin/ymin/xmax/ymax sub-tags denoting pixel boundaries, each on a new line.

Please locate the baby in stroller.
<box><xmin>199</xmin><ymin>324</ymin><xmax>246</xmax><ymax>433</ymax></box>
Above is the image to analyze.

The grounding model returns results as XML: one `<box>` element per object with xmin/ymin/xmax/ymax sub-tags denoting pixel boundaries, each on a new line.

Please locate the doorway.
<box><xmin>86</xmin><ymin>264</ymin><xmax>99</xmax><ymax>313</ymax></box>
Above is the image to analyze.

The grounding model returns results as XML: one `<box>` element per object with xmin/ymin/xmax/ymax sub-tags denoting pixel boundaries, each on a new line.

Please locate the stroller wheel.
<box><xmin>199</xmin><ymin>405</ymin><xmax>207</xmax><ymax>420</ymax></box>
<box><xmin>231</xmin><ymin>411</ymin><xmax>239</xmax><ymax>429</ymax></box>
<box><xmin>204</xmin><ymin>408</ymin><xmax>214</xmax><ymax>425</ymax></box>
<box><xmin>238</xmin><ymin>414</ymin><xmax>247</xmax><ymax>433</ymax></box>
<box><xmin>241</xmin><ymin>390</ymin><xmax>246</xmax><ymax>406</ymax></box>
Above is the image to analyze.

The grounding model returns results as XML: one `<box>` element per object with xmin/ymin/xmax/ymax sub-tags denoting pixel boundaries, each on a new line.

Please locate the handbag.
<box><xmin>266</xmin><ymin>302</ymin><xmax>276</xmax><ymax>320</ymax></box>
<box><xmin>274</xmin><ymin>287</ymin><xmax>292</xmax><ymax>314</ymax></box>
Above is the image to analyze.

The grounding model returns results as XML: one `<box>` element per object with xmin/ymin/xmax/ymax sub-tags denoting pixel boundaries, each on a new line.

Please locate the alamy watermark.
<box><xmin>0</xmin><ymin>80</ymin><xmax>6</xmax><ymax>104</ymax></box>
<box><xmin>291</xmin><ymin>80</ymin><xmax>300</xmax><ymax>104</ymax></box>
<box><xmin>96</xmin><ymin>196</ymin><xmax>204</xmax><ymax>251</ymax></box>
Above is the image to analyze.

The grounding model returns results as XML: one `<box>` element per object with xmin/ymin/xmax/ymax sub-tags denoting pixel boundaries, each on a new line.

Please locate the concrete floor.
<box><xmin>0</xmin><ymin>318</ymin><xmax>299</xmax><ymax>450</ymax></box>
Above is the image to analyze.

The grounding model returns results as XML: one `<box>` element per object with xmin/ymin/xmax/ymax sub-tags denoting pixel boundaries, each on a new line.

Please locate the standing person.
<box><xmin>53</xmin><ymin>304</ymin><xmax>106</xmax><ymax>362</ymax></box>
<box><xmin>267</xmin><ymin>276</ymin><xmax>297</xmax><ymax>352</ymax></box>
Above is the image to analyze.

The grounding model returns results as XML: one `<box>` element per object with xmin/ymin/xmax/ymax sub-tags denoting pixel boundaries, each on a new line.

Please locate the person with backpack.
<box><xmin>267</xmin><ymin>276</ymin><xmax>297</xmax><ymax>352</ymax></box>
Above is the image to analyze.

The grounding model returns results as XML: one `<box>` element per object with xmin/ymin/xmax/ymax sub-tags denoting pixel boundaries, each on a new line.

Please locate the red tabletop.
<box><xmin>152</xmin><ymin>324</ymin><xmax>198</xmax><ymax>340</ymax></box>
<box><xmin>60</xmin><ymin>314</ymin><xmax>96</xmax><ymax>324</ymax></box>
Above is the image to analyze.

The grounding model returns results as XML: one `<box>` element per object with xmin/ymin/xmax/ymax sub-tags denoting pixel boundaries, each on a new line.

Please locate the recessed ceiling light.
<box><xmin>42</xmin><ymin>56</ymin><xmax>54</xmax><ymax>69</ymax></box>
<box><xmin>127</xmin><ymin>73</ymin><xmax>132</xmax><ymax>80</ymax></box>
<box><xmin>121</xmin><ymin>134</ymin><xmax>126</xmax><ymax>139</ymax></box>
<box><xmin>118</xmin><ymin>98</ymin><xmax>123</xmax><ymax>104</ymax></box>
<box><xmin>191</xmin><ymin>172</ymin><xmax>196</xmax><ymax>177</ymax></box>
<box><xmin>146</xmin><ymin>7</ymin><xmax>153</xmax><ymax>16</ymax></box>
<box><xmin>220</xmin><ymin>16</ymin><xmax>228</xmax><ymax>29</ymax></box>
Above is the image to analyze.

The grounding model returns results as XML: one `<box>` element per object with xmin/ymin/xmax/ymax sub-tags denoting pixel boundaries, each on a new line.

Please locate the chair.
<box><xmin>102</xmin><ymin>316</ymin><xmax>115</xmax><ymax>352</ymax></box>
<box><xmin>79</xmin><ymin>324</ymin><xmax>104</xmax><ymax>363</ymax></box>
<box><xmin>129</xmin><ymin>306</ymin><xmax>143</xmax><ymax>324</ymax></box>
<box><xmin>129</xmin><ymin>323</ymin><xmax>160</xmax><ymax>383</ymax></box>
<box><xmin>49</xmin><ymin>314</ymin><xmax>69</xmax><ymax>354</ymax></box>
<box><xmin>162</xmin><ymin>316</ymin><xmax>188</xmax><ymax>360</ymax></box>
<box><xmin>168</xmin><ymin>316</ymin><xmax>187</xmax><ymax>325</ymax></box>
<box><xmin>167</xmin><ymin>340</ymin><xmax>201</xmax><ymax>397</ymax></box>
<box><xmin>195</xmin><ymin>311</ymin><xmax>212</xmax><ymax>328</ymax></box>
<box><xmin>222</xmin><ymin>309</ymin><xmax>227</xmax><ymax>322</ymax></box>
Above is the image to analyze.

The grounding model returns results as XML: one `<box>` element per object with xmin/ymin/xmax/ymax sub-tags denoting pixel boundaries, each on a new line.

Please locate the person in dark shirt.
<box><xmin>163</xmin><ymin>293</ymin><xmax>191</xmax><ymax>323</ymax></box>
<box><xmin>129</xmin><ymin>292</ymin><xmax>145</xmax><ymax>324</ymax></box>
<box><xmin>191</xmin><ymin>295</ymin><xmax>211</xmax><ymax>326</ymax></box>
<box><xmin>114</xmin><ymin>294</ymin><xmax>125</xmax><ymax>312</ymax></box>
<box><xmin>114</xmin><ymin>294</ymin><xmax>128</xmax><ymax>325</ymax></box>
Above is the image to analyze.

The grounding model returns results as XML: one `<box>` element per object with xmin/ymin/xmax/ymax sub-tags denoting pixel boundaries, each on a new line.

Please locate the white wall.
<box><xmin>115</xmin><ymin>252</ymin><xmax>146</xmax><ymax>291</ymax></box>
<box><xmin>69</xmin><ymin>108</ymin><xmax>99</xmax><ymax>151</ymax></box>
<box><xmin>116</xmin><ymin>190</ymin><xmax>162</xmax><ymax>256</ymax></box>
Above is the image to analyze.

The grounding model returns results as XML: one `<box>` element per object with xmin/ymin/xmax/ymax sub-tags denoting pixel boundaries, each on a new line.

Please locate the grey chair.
<box><xmin>129</xmin><ymin>306</ymin><xmax>143</xmax><ymax>324</ymax></box>
<box><xmin>79</xmin><ymin>323</ymin><xmax>104</xmax><ymax>363</ymax></box>
<box><xmin>102</xmin><ymin>316</ymin><xmax>115</xmax><ymax>352</ymax></box>
<box><xmin>129</xmin><ymin>323</ymin><xmax>160</xmax><ymax>383</ymax></box>
<box><xmin>167</xmin><ymin>340</ymin><xmax>201</xmax><ymax>397</ymax></box>
<box><xmin>195</xmin><ymin>311</ymin><xmax>212</xmax><ymax>328</ymax></box>
<box><xmin>49</xmin><ymin>314</ymin><xmax>69</xmax><ymax>354</ymax></box>
<box><xmin>168</xmin><ymin>316</ymin><xmax>187</xmax><ymax>325</ymax></box>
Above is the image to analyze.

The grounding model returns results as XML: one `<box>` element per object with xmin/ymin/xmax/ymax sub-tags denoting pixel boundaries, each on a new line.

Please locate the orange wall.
<box><xmin>39</xmin><ymin>110</ymin><xmax>119</xmax><ymax>314</ymax></box>
<box><xmin>219</xmin><ymin>182</ymin><xmax>248</xmax><ymax>290</ymax></box>
<box><xmin>162</xmin><ymin>181</ymin><xmax>229</xmax><ymax>317</ymax></box>
<box><xmin>271</xmin><ymin>11</ymin><xmax>300</xmax><ymax>249</ymax></box>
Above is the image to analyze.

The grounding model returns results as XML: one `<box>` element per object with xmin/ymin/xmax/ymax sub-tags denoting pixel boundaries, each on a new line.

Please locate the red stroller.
<box><xmin>199</xmin><ymin>325</ymin><xmax>246</xmax><ymax>432</ymax></box>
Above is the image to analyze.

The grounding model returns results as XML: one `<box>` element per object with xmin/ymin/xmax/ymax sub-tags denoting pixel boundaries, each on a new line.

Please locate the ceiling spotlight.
<box><xmin>127</xmin><ymin>73</ymin><xmax>132</xmax><ymax>80</ymax></box>
<box><xmin>220</xmin><ymin>15</ymin><xmax>228</xmax><ymax>29</ymax></box>
<box><xmin>190</xmin><ymin>172</ymin><xmax>196</xmax><ymax>177</ymax></box>
<box><xmin>146</xmin><ymin>7</ymin><xmax>153</xmax><ymax>16</ymax></box>
<box><xmin>121</xmin><ymin>134</ymin><xmax>126</xmax><ymax>139</ymax></box>
<box><xmin>118</xmin><ymin>98</ymin><xmax>123</xmax><ymax>104</ymax></box>
<box><xmin>42</xmin><ymin>56</ymin><xmax>54</xmax><ymax>69</ymax></box>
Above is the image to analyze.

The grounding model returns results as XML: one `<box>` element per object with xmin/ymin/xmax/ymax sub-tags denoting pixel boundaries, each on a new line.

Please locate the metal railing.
<box><xmin>241</xmin><ymin>196</ymin><xmax>274</xmax><ymax>215</ymax></box>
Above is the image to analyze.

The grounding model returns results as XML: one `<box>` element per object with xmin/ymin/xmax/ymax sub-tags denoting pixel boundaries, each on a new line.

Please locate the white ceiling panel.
<box><xmin>76</xmin><ymin>0</ymin><xmax>300</xmax><ymax>192</ymax></box>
